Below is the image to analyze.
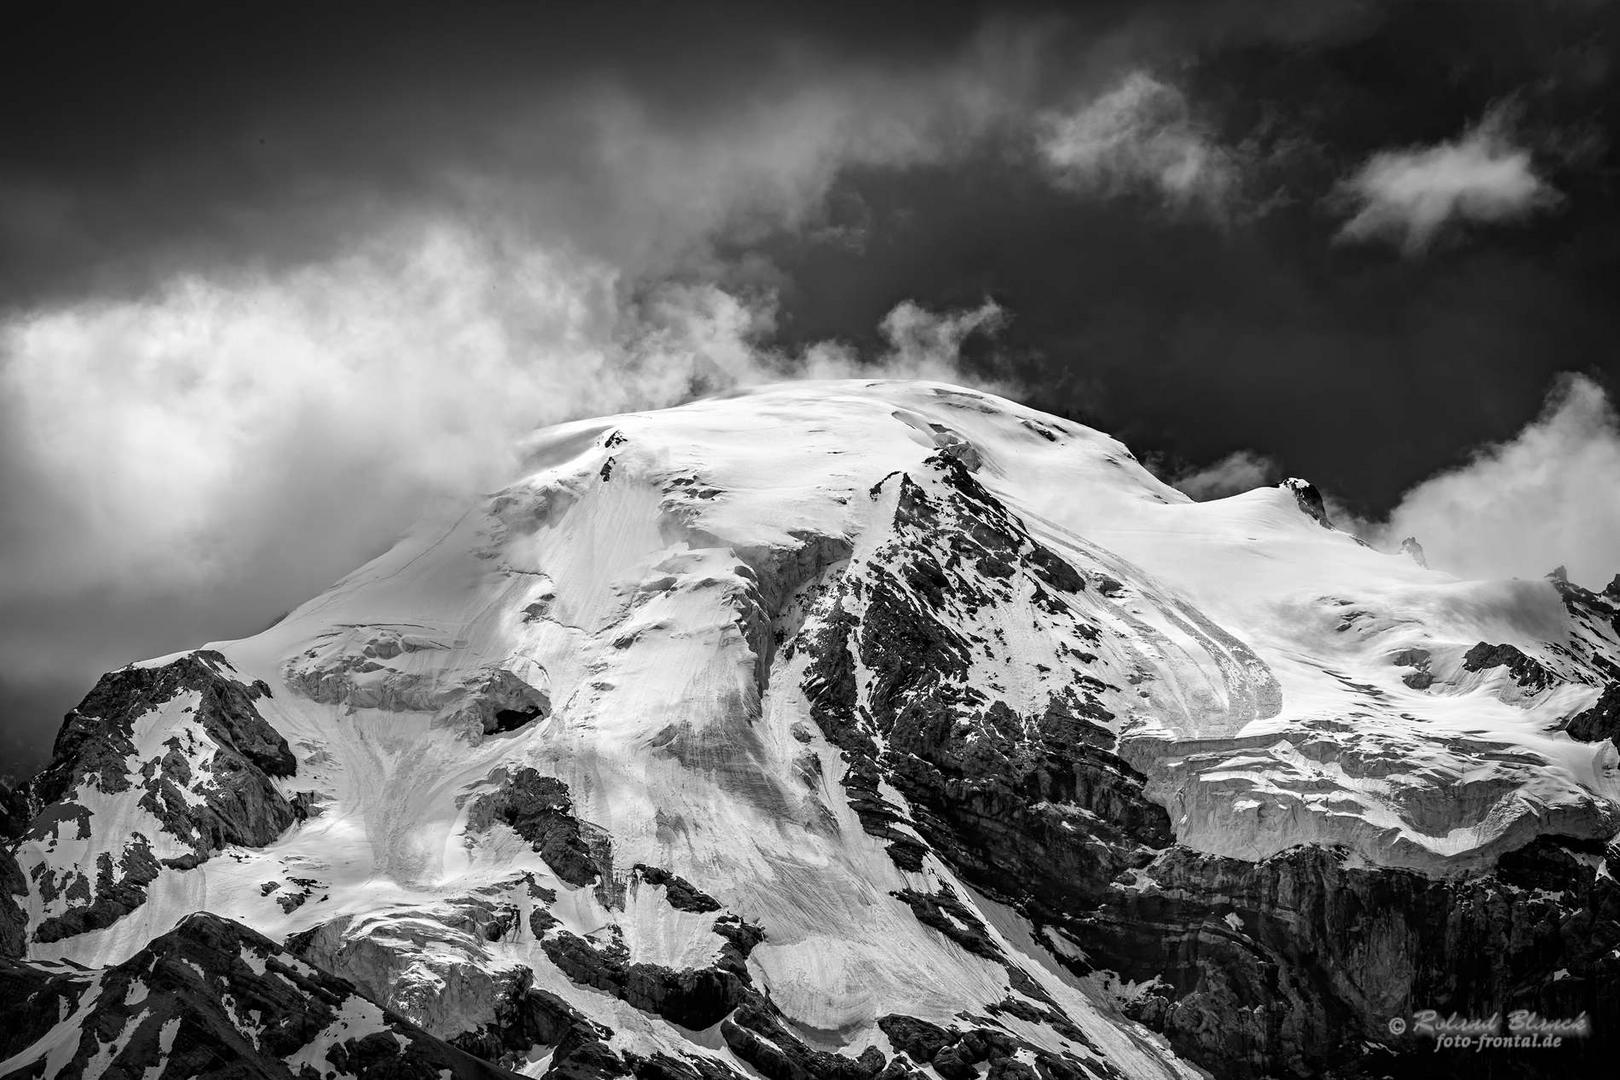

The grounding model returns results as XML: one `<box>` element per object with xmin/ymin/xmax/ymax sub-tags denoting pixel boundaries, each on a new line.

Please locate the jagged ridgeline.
<box><xmin>3</xmin><ymin>380</ymin><xmax>1617</xmax><ymax>1080</ymax></box>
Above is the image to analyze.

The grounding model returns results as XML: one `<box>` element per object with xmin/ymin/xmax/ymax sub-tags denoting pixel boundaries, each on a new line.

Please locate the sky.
<box><xmin>2</xmin><ymin>0</ymin><xmax>1619</xmax><ymax>777</ymax></box>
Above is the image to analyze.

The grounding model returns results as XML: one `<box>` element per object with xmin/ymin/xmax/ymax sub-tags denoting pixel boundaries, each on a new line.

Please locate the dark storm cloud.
<box><xmin>0</xmin><ymin>2</ymin><xmax>1041</xmax><ymax>306</ymax></box>
<box><xmin>0</xmin><ymin>0</ymin><xmax>1405</xmax><ymax>307</ymax></box>
<box><xmin>2</xmin><ymin>0</ymin><xmax>1618</xmax><ymax>773</ymax></box>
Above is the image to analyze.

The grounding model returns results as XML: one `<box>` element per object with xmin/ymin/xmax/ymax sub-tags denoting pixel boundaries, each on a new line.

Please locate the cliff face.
<box><xmin>2</xmin><ymin>381</ymin><xmax>1616</xmax><ymax>1080</ymax></box>
<box><xmin>1074</xmin><ymin>837</ymin><xmax>1618</xmax><ymax>1078</ymax></box>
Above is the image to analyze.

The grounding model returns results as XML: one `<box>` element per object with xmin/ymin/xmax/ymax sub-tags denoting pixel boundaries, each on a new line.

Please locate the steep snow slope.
<box><xmin>4</xmin><ymin>380</ymin><xmax>1618</xmax><ymax>1080</ymax></box>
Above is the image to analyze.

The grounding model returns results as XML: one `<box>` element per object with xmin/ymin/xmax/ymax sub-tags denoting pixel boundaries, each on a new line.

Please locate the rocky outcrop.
<box><xmin>541</xmin><ymin>928</ymin><xmax>753</xmax><ymax>1031</ymax></box>
<box><xmin>15</xmin><ymin>651</ymin><xmax>303</xmax><ymax>945</ymax></box>
<box><xmin>32</xmin><ymin>836</ymin><xmax>163</xmax><ymax>943</ymax></box>
<box><xmin>1463</xmin><ymin>641</ymin><xmax>1557</xmax><ymax>691</ymax></box>
<box><xmin>799</xmin><ymin>453</ymin><xmax>1171</xmax><ymax>914</ymax></box>
<box><xmin>535</xmin><ymin>860</ymin><xmax>767</xmax><ymax>1032</ymax></box>
<box><xmin>1392</xmin><ymin>646</ymin><xmax>1434</xmax><ymax>689</ymax></box>
<box><xmin>890</xmin><ymin>884</ymin><xmax>1003</xmax><ymax>961</ymax></box>
<box><xmin>433</xmin><ymin>868</ymin><xmax>770</xmax><ymax>1078</ymax></box>
<box><xmin>465</xmin><ymin>768</ymin><xmax>607</xmax><ymax>888</ymax></box>
<box><xmin>720</xmin><ymin>998</ymin><xmax>890</xmax><ymax>1080</ymax></box>
<box><xmin>1550</xmin><ymin>572</ymin><xmax>1620</xmax><ymax>684</ymax></box>
<box><xmin>1566</xmin><ymin>682</ymin><xmax>1620</xmax><ymax>749</ymax></box>
<box><xmin>1280</xmin><ymin>478</ymin><xmax>1332</xmax><ymax>528</ymax></box>
<box><xmin>0</xmin><ymin>781</ymin><xmax>25</xmax><ymax>957</ymax></box>
<box><xmin>451</xmin><ymin>965</ymin><xmax>628</xmax><ymax>1080</ymax></box>
<box><xmin>782</xmin><ymin>455</ymin><xmax>1231</xmax><ymax>1073</ymax></box>
<box><xmin>0</xmin><ymin>850</ymin><xmax>23</xmax><ymax>958</ymax></box>
<box><xmin>877</xmin><ymin>1014</ymin><xmax>1103</xmax><ymax>1080</ymax></box>
<box><xmin>26</xmin><ymin>650</ymin><xmax>292</xmax><ymax>811</ymax></box>
<box><xmin>632</xmin><ymin>864</ymin><xmax>723</xmax><ymax>913</ymax></box>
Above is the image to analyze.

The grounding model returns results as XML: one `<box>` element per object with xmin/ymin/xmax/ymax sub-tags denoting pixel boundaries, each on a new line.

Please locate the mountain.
<box><xmin>3</xmin><ymin>380</ymin><xmax>1616</xmax><ymax>1080</ymax></box>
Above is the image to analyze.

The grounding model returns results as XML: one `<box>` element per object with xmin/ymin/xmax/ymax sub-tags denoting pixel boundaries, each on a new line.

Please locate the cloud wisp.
<box><xmin>1172</xmin><ymin>449</ymin><xmax>1279</xmax><ymax>500</ymax></box>
<box><xmin>1036</xmin><ymin>71</ymin><xmax>1244</xmax><ymax>215</ymax></box>
<box><xmin>1334</xmin><ymin>105</ymin><xmax>1559</xmax><ymax>254</ymax></box>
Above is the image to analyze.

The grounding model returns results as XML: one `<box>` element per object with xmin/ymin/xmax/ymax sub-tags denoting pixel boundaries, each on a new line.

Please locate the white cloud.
<box><xmin>0</xmin><ymin>23</ymin><xmax>1054</xmax><ymax>691</ymax></box>
<box><xmin>1371</xmin><ymin>374</ymin><xmax>1620</xmax><ymax>587</ymax></box>
<box><xmin>1036</xmin><ymin>71</ymin><xmax>1242</xmax><ymax>213</ymax></box>
<box><xmin>1173</xmin><ymin>449</ymin><xmax>1277</xmax><ymax>500</ymax></box>
<box><xmin>797</xmin><ymin>299</ymin><xmax>1010</xmax><ymax>392</ymax></box>
<box><xmin>1334</xmin><ymin>106</ymin><xmax>1558</xmax><ymax>254</ymax></box>
<box><xmin>0</xmin><ymin>229</ymin><xmax>625</xmax><ymax>633</ymax></box>
<box><xmin>0</xmin><ymin>221</ymin><xmax>1007</xmax><ymax>681</ymax></box>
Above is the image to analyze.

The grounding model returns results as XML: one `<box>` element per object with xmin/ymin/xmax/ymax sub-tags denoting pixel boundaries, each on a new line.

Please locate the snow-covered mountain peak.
<box><xmin>4</xmin><ymin>378</ymin><xmax>1618</xmax><ymax>1080</ymax></box>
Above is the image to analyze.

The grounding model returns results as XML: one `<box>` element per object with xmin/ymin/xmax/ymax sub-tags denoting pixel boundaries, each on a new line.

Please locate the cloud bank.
<box><xmin>0</xmin><ymin>14</ymin><xmax>1061</xmax><ymax>743</ymax></box>
<box><xmin>1334</xmin><ymin>105</ymin><xmax>1559</xmax><ymax>253</ymax></box>
<box><xmin>0</xmin><ymin>224</ymin><xmax>1009</xmax><ymax>685</ymax></box>
<box><xmin>0</xmin><ymin>21</ymin><xmax>1229</xmax><ymax>713</ymax></box>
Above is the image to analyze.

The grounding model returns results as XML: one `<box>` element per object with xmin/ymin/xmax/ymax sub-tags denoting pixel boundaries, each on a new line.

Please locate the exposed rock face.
<box><xmin>1280</xmin><ymin>478</ymin><xmax>1332</xmax><ymax>527</ymax></box>
<box><xmin>1549</xmin><ymin>572</ymin><xmax>1620</xmax><ymax>684</ymax></box>
<box><xmin>26</xmin><ymin>650</ymin><xmax>293</xmax><ymax>810</ymax></box>
<box><xmin>0</xmin><ymin>848</ymin><xmax>24</xmax><ymax>959</ymax></box>
<box><xmin>631</xmin><ymin>864</ymin><xmax>723</xmax><ymax>913</ymax></box>
<box><xmin>12</xmin><ymin>651</ymin><xmax>303</xmax><ymax>945</ymax></box>
<box><xmin>1399</xmin><ymin>536</ymin><xmax>1427</xmax><ymax>568</ymax></box>
<box><xmin>1567</xmin><ymin>682</ymin><xmax>1620</xmax><ymax>749</ymax></box>
<box><xmin>1463</xmin><ymin>641</ymin><xmax>1558</xmax><ymax>691</ymax></box>
<box><xmin>0</xmin><ymin>783</ymin><xmax>26</xmax><ymax>958</ymax></box>
<box><xmin>540</xmin><ymin>927</ymin><xmax>752</xmax><ymax>1030</ymax></box>
<box><xmin>465</xmin><ymin>769</ymin><xmax>607</xmax><ymax>888</ymax></box>
<box><xmin>1078</xmin><ymin>837</ymin><xmax>1620</xmax><ymax>1079</ymax></box>
<box><xmin>450</xmin><ymin>965</ymin><xmax>626</xmax><ymax>1080</ymax></box>
<box><xmin>1392</xmin><ymin>646</ymin><xmax>1435</xmax><ymax>689</ymax></box>
<box><xmin>799</xmin><ymin>454</ymin><xmax>1173</xmax><ymax>912</ymax></box>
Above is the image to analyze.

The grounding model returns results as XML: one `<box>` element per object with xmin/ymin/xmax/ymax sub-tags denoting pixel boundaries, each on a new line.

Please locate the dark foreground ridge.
<box><xmin>0</xmin><ymin>911</ymin><xmax>516</xmax><ymax>1080</ymax></box>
